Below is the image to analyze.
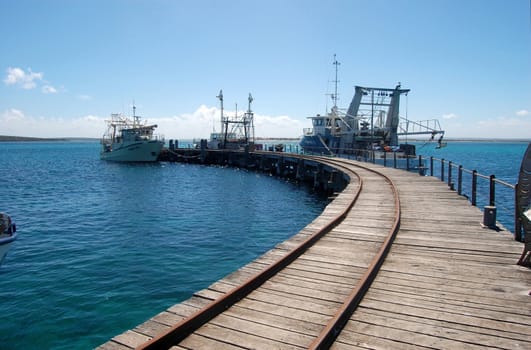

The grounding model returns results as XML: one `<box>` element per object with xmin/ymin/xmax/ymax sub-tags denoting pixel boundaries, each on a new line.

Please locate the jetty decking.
<box><xmin>98</xmin><ymin>154</ymin><xmax>530</xmax><ymax>350</ymax></box>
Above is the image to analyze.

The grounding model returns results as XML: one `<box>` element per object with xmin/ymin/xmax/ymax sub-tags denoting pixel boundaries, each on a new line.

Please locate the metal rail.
<box><xmin>136</xmin><ymin>155</ymin><xmax>401</xmax><ymax>350</ymax></box>
<box><xmin>308</xmin><ymin>157</ymin><xmax>401</xmax><ymax>349</ymax></box>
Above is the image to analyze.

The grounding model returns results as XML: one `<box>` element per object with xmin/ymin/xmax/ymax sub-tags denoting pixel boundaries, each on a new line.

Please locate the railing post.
<box><xmin>406</xmin><ymin>155</ymin><xmax>410</xmax><ymax>171</ymax></box>
<box><xmin>393</xmin><ymin>152</ymin><xmax>397</xmax><ymax>168</ymax></box>
<box><xmin>372</xmin><ymin>150</ymin><xmax>376</xmax><ymax>164</ymax></box>
<box><xmin>441</xmin><ymin>158</ymin><xmax>445</xmax><ymax>182</ymax></box>
<box><xmin>457</xmin><ymin>165</ymin><xmax>463</xmax><ymax>195</ymax></box>
<box><xmin>489</xmin><ymin>175</ymin><xmax>496</xmax><ymax>206</ymax></box>
<box><xmin>514</xmin><ymin>183</ymin><xmax>522</xmax><ymax>242</ymax></box>
<box><xmin>430</xmin><ymin>157</ymin><xmax>433</xmax><ymax>176</ymax></box>
<box><xmin>472</xmin><ymin>170</ymin><xmax>477</xmax><ymax>206</ymax></box>
<box><xmin>418</xmin><ymin>155</ymin><xmax>425</xmax><ymax>176</ymax></box>
<box><xmin>383</xmin><ymin>151</ymin><xmax>387</xmax><ymax>167</ymax></box>
<box><xmin>448</xmin><ymin>161</ymin><xmax>453</xmax><ymax>189</ymax></box>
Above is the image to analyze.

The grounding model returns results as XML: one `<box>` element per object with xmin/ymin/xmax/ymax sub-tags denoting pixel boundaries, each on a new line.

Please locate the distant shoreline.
<box><xmin>0</xmin><ymin>135</ymin><xmax>529</xmax><ymax>143</ymax></box>
<box><xmin>0</xmin><ymin>135</ymin><xmax>98</xmax><ymax>142</ymax></box>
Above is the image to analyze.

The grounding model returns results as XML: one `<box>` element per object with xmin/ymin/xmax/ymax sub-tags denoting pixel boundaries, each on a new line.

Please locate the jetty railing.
<box><xmin>167</xmin><ymin>140</ymin><xmax>522</xmax><ymax>241</ymax></box>
<box><xmin>425</xmin><ymin>156</ymin><xmax>521</xmax><ymax>241</ymax></box>
<box><xmin>295</xmin><ymin>146</ymin><xmax>521</xmax><ymax>241</ymax></box>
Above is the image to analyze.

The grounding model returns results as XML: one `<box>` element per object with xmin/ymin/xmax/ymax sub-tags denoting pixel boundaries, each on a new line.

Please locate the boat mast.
<box><xmin>217</xmin><ymin>90</ymin><xmax>227</xmax><ymax>148</ymax></box>
<box><xmin>217</xmin><ymin>90</ymin><xmax>224</xmax><ymax>132</ymax></box>
<box><xmin>331</xmin><ymin>54</ymin><xmax>340</xmax><ymax>136</ymax></box>
<box><xmin>332</xmin><ymin>54</ymin><xmax>340</xmax><ymax>109</ymax></box>
<box><xmin>132</xmin><ymin>100</ymin><xmax>140</xmax><ymax>128</ymax></box>
<box><xmin>245</xmin><ymin>93</ymin><xmax>254</xmax><ymax>143</ymax></box>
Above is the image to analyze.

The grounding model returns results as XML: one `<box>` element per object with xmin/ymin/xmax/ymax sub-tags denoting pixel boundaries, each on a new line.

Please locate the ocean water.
<box><xmin>0</xmin><ymin>140</ymin><xmax>528</xmax><ymax>349</ymax></box>
<box><xmin>414</xmin><ymin>141</ymin><xmax>529</xmax><ymax>230</ymax></box>
<box><xmin>0</xmin><ymin>141</ymin><xmax>326</xmax><ymax>349</ymax></box>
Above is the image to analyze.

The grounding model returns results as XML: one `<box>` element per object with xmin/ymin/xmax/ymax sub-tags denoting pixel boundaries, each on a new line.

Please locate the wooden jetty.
<box><xmin>98</xmin><ymin>150</ymin><xmax>530</xmax><ymax>350</ymax></box>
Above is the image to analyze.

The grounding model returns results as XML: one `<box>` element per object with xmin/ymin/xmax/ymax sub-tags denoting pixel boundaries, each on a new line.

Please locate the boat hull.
<box><xmin>299</xmin><ymin>135</ymin><xmax>340</xmax><ymax>155</ymax></box>
<box><xmin>100</xmin><ymin>141</ymin><xmax>164</xmax><ymax>162</ymax></box>
<box><xmin>0</xmin><ymin>233</ymin><xmax>17</xmax><ymax>266</ymax></box>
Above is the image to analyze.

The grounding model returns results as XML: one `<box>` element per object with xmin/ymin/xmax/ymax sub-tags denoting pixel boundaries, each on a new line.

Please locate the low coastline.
<box><xmin>1</xmin><ymin>135</ymin><xmax>529</xmax><ymax>143</ymax></box>
<box><xmin>0</xmin><ymin>135</ymin><xmax>97</xmax><ymax>142</ymax></box>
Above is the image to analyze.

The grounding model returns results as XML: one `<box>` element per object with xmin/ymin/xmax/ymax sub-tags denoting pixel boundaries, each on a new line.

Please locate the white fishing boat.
<box><xmin>100</xmin><ymin>105</ymin><xmax>164</xmax><ymax>162</ymax></box>
<box><xmin>300</xmin><ymin>55</ymin><xmax>445</xmax><ymax>157</ymax></box>
<box><xmin>0</xmin><ymin>212</ymin><xmax>17</xmax><ymax>267</ymax></box>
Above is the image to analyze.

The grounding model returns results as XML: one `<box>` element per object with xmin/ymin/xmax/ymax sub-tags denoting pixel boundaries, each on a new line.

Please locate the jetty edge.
<box><xmin>97</xmin><ymin>149</ymin><xmax>530</xmax><ymax>350</ymax></box>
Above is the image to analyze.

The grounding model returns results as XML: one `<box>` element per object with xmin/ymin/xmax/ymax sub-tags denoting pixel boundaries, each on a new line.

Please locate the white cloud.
<box><xmin>42</xmin><ymin>85</ymin><xmax>57</xmax><ymax>94</ymax></box>
<box><xmin>2</xmin><ymin>105</ymin><xmax>528</xmax><ymax>140</ymax></box>
<box><xmin>1</xmin><ymin>108</ymin><xmax>25</xmax><ymax>121</ymax></box>
<box><xmin>77</xmin><ymin>94</ymin><xmax>92</xmax><ymax>101</ymax></box>
<box><xmin>516</xmin><ymin>109</ymin><xmax>529</xmax><ymax>117</ymax></box>
<box><xmin>442</xmin><ymin>113</ymin><xmax>458</xmax><ymax>120</ymax></box>
<box><xmin>4</xmin><ymin>67</ymin><xmax>43</xmax><ymax>89</ymax></box>
<box><xmin>463</xmin><ymin>116</ymin><xmax>531</xmax><ymax>139</ymax></box>
<box><xmin>0</xmin><ymin>105</ymin><xmax>306</xmax><ymax>139</ymax></box>
<box><xmin>0</xmin><ymin>108</ymin><xmax>106</xmax><ymax>138</ymax></box>
<box><xmin>254</xmin><ymin>113</ymin><xmax>305</xmax><ymax>138</ymax></box>
<box><xmin>152</xmin><ymin>105</ymin><xmax>304</xmax><ymax>140</ymax></box>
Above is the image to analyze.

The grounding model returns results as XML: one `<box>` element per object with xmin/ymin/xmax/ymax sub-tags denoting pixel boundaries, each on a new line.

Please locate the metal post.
<box><xmin>472</xmin><ymin>170</ymin><xmax>477</xmax><ymax>206</ymax></box>
<box><xmin>430</xmin><ymin>157</ymin><xmax>433</xmax><ymax>176</ymax></box>
<box><xmin>393</xmin><ymin>152</ymin><xmax>397</xmax><ymax>168</ymax></box>
<box><xmin>448</xmin><ymin>161</ymin><xmax>452</xmax><ymax>188</ymax></box>
<box><xmin>383</xmin><ymin>151</ymin><xmax>387</xmax><ymax>167</ymax></box>
<box><xmin>489</xmin><ymin>175</ymin><xmax>496</xmax><ymax>206</ymax></box>
<box><xmin>457</xmin><ymin>165</ymin><xmax>463</xmax><ymax>195</ymax></box>
<box><xmin>515</xmin><ymin>183</ymin><xmax>522</xmax><ymax>242</ymax></box>
<box><xmin>418</xmin><ymin>155</ymin><xmax>424</xmax><ymax>176</ymax></box>
<box><xmin>441</xmin><ymin>158</ymin><xmax>445</xmax><ymax>182</ymax></box>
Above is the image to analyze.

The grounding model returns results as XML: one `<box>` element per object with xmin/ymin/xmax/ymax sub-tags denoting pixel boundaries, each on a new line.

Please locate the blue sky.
<box><xmin>1</xmin><ymin>0</ymin><xmax>529</xmax><ymax>139</ymax></box>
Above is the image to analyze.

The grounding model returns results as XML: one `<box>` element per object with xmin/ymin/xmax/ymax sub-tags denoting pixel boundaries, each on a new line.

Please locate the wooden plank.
<box><xmin>355</xmin><ymin>307</ymin><xmax>531</xmax><ymax>343</ymax></box>
<box><xmin>178</xmin><ymin>332</ymin><xmax>248</xmax><ymax>349</ymax></box>
<box><xmin>102</xmin><ymin>157</ymin><xmax>530</xmax><ymax>350</ymax></box>
<box><xmin>189</xmin><ymin>323</ymin><xmax>305</xmax><ymax>349</ymax></box>
<box><xmin>339</xmin><ymin>319</ymin><xmax>492</xmax><ymax>349</ymax></box>
<box><xmin>110</xmin><ymin>330</ymin><xmax>151</xmax><ymax>349</ymax></box>
<box><xmin>359</xmin><ymin>293</ymin><xmax>531</xmax><ymax>335</ymax></box>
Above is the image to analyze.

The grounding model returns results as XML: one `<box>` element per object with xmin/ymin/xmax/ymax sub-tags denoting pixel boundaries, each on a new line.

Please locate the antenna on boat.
<box><xmin>217</xmin><ymin>89</ymin><xmax>224</xmax><ymax>133</ymax></box>
<box><xmin>332</xmin><ymin>54</ymin><xmax>340</xmax><ymax>109</ymax></box>
<box><xmin>247</xmin><ymin>93</ymin><xmax>253</xmax><ymax>112</ymax></box>
<box><xmin>132</xmin><ymin>99</ymin><xmax>140</xmax><ymax>127</ymax></box>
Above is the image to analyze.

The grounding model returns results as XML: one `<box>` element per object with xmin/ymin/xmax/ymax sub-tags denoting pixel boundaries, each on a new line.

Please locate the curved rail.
<box><xmin>308</xmin><ymin>157</ymin><xmax>401</xmax><ymax>349</ymax></box>
<box><xmin>137</xmin><ymin>155</ymin><xmax>400</xmax><ymax>350</ymax></box>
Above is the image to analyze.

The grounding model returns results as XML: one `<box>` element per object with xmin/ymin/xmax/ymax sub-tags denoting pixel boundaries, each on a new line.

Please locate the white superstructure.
<box><xmin>100</xmin><ymin>105</ymin><xmax>164</xmax><ymax>162</ymax></box>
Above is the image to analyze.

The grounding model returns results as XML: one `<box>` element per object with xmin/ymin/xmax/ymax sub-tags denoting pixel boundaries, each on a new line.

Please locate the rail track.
<box><xmin>137</xmin><ymin>155</ymin><xmax>401</xmax><ymax>350</ymax></box>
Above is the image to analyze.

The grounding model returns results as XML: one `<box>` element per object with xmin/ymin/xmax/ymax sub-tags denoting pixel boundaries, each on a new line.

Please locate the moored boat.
<box><xmin>204</xmin><ymin>90</ymin><xmax>256</xmax><ymax>150</ymax></box>
<box><xmin>100</xmin><ymin>105</ymin><xmax>164</xmax><ymax>162</ymax></box>
<box><xmin>0</xmin><ymin>212</ymin><xmax>17</xmax><ymax>266</ymax></box>
<box><xmin>300</xmin><ymin>55</ymin><xmax>445</xmax><ymax>157</ymax></box>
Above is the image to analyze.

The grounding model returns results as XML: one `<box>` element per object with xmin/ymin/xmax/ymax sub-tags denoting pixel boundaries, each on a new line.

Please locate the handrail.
<box><xmin>299</xmin><ymin>147</ymin><xmax>521</xmax><ymax>241</ymax></box>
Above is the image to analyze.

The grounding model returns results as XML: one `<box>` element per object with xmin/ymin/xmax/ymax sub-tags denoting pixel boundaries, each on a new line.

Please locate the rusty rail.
<box><xmin>137</xmin><ymin>155</ymin><xmax>400</xmax><ymax>350</ymax></box>
<box><xmin>308</xmin><ymin>157</ymin><xmax>401</xmax><ymax>349</ymax></box>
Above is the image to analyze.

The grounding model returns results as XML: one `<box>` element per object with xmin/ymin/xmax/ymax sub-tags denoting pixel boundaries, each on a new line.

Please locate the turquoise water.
<box><xmin>0</xmin><ymin>142</ymin><xmax>326</xmax><ymax>349</ymax></box>
<box><xmin>414</xmin><ymin>141</ymin><xmax>529</xmax><ymax>230</ymax></box>
<box><xmin>0</xmin><ymin>140</ymin><xmax>528</xmax><ymax>349</ymax></box>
